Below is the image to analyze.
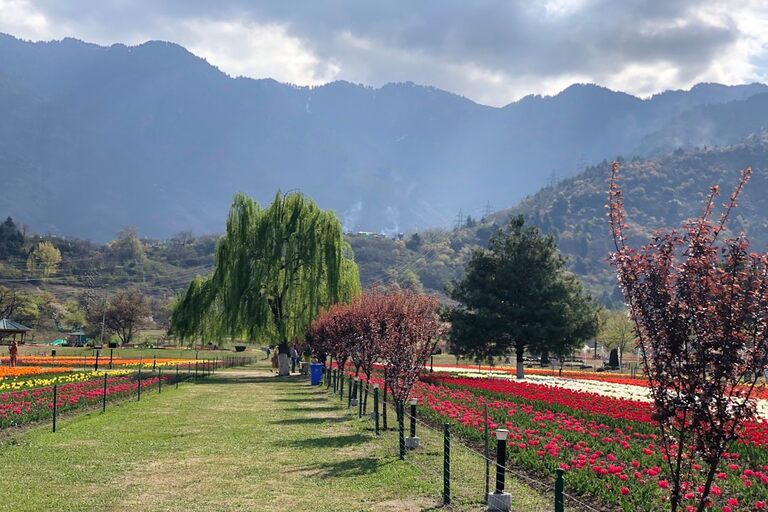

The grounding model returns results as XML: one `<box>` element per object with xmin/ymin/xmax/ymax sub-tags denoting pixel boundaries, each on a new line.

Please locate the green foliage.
<box><xmin>26</xmin><ymin>241</ymin><xmax>62</xmax><ymax>278</ymax></box>
<box><xmin>108</xmin><ymin>226</ymin><xmax>146</xmax><ymax>264</ymax></box>
<box><xmin>0</xmin><ymin>217</ymin><xmax>24</xmax><ymax>259</ymax></box>
<box><xmin>598</xmin><ymin>309</ymin><xmax>635</xmax><ymax>364</ymax></box>
<box><xmin>170</xmin><ymin>192</ymin><xmax>361</xmax><ymax>344</ymax></box>
<box><xmin>447</xmin><ymin>216</ymin><xmax>599</xmax><ymax>373</ymax></box>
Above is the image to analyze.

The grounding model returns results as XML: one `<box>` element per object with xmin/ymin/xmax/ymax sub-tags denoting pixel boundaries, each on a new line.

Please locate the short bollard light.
<box><xmin>405</xmin><ymin>397</ymin><xmax>420</xmax><ymax>449</ymax></box>
<box><xmin>487</xmin><ymin>428</ymin><xmax>511</xmax><ymax>512</ymax></box>
<box><xmin>350</xmin><ymin>377</ymin><xmax>359</xmax><ymax>407</ymax></box>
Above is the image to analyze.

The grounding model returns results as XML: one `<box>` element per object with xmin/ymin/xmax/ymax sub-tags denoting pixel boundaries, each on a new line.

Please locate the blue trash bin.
<box><xmin>309</xmin><ymin>363</ymin><xmax>324</xmax><ymax>386</ymax></box>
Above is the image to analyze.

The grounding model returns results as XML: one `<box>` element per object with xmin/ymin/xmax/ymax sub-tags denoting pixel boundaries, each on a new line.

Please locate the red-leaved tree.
<box><xmin>609</xmin><ymin>162</ymin><xmax>768</xmax><ymax>512</ymax></box>
<box><xmin>380</xmin><ymin>288</ymin><xmax>443</xmax><ymax>406</ymax></box>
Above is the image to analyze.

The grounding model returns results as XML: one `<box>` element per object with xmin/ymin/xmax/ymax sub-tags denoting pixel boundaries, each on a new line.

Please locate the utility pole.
<box><xmin>482</xmin><ymin>202</ymin><xmax>492</xmax><ymax>222</ymax></box>
<box><xmin>99</xmin><ymin>290</ymin><xmax>108</xmax><ymax>348</ymax></box>
<box><xmin>454</xmin><ymin>209</ymin><xmax>464</xmax><ymax>230</ymax></box>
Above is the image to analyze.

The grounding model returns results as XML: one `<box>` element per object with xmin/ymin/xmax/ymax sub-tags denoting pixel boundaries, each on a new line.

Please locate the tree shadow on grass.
<box><xmin>271</xmin><ymin>416</ymin><xmax>350</xmax><ymax>426</ymax></box>
<box><xmin>275</xmin><ymin>397</ymin><xmax>329</xmax><ymax>403</ymax></box>
<box><xmin>285</xmin><ymin>456</ymin><xmax>395</xmax><ymax>479</ymax></box>
<box><xmin>198</xmin><ymin>375</ymin><xmax>285</xmax><ymax>385</ymax></box>
<box><xmin>298</xmin><ymin>405</ymin><xmax>340</xmax><ymax>412</ymax></box>
<box><xmin>279</xmin><ymin>433</ymin><xmax>368</xmax><ymax>449</ymax></box>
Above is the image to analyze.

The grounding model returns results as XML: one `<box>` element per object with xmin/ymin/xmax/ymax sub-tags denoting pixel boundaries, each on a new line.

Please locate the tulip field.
<box><xmin>376</xmin><ymin>371</ymin><xmax>768</xmax><ymax>512</ymax></box>
<box><xmin>0</xmin><ymin>355</ymin><xmax>238</xmax><ymax>431</ymax></box>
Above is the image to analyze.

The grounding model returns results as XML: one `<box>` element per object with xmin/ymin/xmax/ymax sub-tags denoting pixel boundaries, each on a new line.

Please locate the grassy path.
<box><xmin>0</xmin><ymin>365</ymin><xmax>548</xmax><ymax>511</ymax></box>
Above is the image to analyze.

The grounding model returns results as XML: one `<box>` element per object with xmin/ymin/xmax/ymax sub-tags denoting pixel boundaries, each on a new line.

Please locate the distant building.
<box><xmin>68</xmin><ymin>331</ymin><xmax>88</xmax><ymax>347</ymax></box>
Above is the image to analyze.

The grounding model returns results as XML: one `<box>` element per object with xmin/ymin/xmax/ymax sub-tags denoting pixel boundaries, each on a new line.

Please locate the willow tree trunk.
<box><xmin>516</xmin><ymin>343</ymin><xmax>525</xmax><ymax>379</ymax></box>
<box><xmin>278</xmin><ymin>342</ymin><xmax>290</xmax><ymax>376</ymax></box>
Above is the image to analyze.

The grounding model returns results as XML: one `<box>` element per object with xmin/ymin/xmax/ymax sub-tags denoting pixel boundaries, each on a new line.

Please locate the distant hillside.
<box><xmin>1</xmin><ymin>33</ymin><xmax>767</xmax><ymax>240</ymax></box>
<box><xmin>9</xmin><ymin>131</ymin><xmax>768</xmax><ymax>311</ymax></box>
<box><xmin>500</xmin><ymin>134</ymin><xmax>768</xmax><ymax>305</ymax></box>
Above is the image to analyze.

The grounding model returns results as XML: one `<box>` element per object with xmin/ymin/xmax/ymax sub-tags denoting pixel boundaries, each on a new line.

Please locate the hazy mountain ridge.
<box><xmin>1</xmin><ymin>33</ymin><xmax>768</xmax><ymax>241</ymax></box>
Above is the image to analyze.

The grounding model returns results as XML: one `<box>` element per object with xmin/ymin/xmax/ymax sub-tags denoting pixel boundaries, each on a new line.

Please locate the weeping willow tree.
<box><xmin>171</xmin><ymin>192</ymin><xmax>361</xmax><ymax>374</ymax></box>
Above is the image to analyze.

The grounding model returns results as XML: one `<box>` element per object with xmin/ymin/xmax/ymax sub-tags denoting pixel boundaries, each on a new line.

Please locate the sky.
<box><xmin>2</xmin><ymin>0</ymin><xmax>768</xmax><ymax>106</ymax></box>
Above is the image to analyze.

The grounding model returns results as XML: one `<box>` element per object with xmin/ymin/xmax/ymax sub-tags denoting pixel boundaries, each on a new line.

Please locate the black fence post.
<box><xmin>409</xmin><ymin>398</ymin><xmax>417</xmax><ymax>438</ymax></box>
<box><xmin>358</xmin><ymin>380</ymin><xmax>363</xmax><ymax>418</ymax></box>
<box><xmin>382</xmin><ymin>379</ymin><xmax>388</xmax><ymax>430</ymax></box>
<box><xmin>373</xmin><ymin>383</ymin><xmax>380</xmax><ymax>435</ymax></box>
<box><xmin>158</xmin><ymin>367</ymin><xmax>162</xmax><ymax>393</ymax></box>
<box><xmin>176</xmin><ymin>364</ymin><xmax>179</xmax><ymax>389</ymax></box>
<box><xmin>138</xmin><ymin>367</ymin><xmax>142</xmax><ymax>401</ymax></box>
<box><xmin>555</xmin><ymin>468</ymin><xmax>565</xmax><ymax>512</ymax></box>
<box><xmin>443</xmin><ymin>423</ymin><xmax>451</xmax><ymax>505</ymax></box>
<box><xmin>153</xmin><ymin>355</ymin><xmax>157</xmax><ymax>372</ymax></box>
<box><xmin>430</xmin><ymin>355</ymin><xmax>434</xmax><ymax>373</ymax></box>
<box><xmin>102</xmin><ymin>373</ymin><xmax>108</xmax><ymax>413</ymax></box>
<box><xmin>52</xmin><ymin>384</ymin><xmax>58</xmax><ymax>433</ymax></box>
<box><xmin>347</xmin><ymin>376</ymin><xmax>353</xmax><ymax>408</ymax></box>
<box><xmin>94</xmin><ymin>349</ymin><xmax>100</xmax><ymax>371</ymax></box>
<box><xmin>398</xmin><ymin>401</ymin><xmax>405</xmax><ymax>460</ymax></box>
<box><xmin>484</xmin><ymin>403</ymin><xmax>490</xmax><ymax>503</ymax></box>
<box><xmin>109</xmin><ymin>348</ymin><xmax>113</xmax><ymax>369</ymax></box>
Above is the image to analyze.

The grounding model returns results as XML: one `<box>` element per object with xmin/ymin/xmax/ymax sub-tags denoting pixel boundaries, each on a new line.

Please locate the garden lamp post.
<box><xmin>488</xmin><ymin>428</ymin><xmax>510</xmax><ymax>512</ymax></box>
<box><xmin>406</xmin><ymin>397</ymin><xmax>420</xmax><ymax>449</ymax></box>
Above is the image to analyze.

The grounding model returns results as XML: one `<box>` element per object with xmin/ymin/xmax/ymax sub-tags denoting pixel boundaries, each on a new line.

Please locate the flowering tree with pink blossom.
<box><xmin>609</xmin><ymin>162</ymin><xmax>768</xmax><ymax>512</ymax></box>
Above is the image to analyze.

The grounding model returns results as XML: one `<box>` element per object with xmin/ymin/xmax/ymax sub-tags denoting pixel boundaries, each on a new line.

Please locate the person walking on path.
<box><xmin>301</xmin><ymin>346</ymin><xmax>312</xmax><ymax>375</ymax></box>
<box><xmin>270</xmin><ymin>348</ymin><xmax>279</xmax><ymax>374</ymax></box>
<box><xmin>8</xmin><ymin>339</ymin><xmax>18</xmax><ymax>367</ymax></box>
<box><xmin>291</xmin><ymin>345</ymin><xmax>299</xmax><ymax>374</ymax></box>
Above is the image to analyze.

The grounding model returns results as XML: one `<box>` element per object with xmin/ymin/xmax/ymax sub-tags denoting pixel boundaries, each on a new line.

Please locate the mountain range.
<box><xmin>3</xmin><ymin>33</ymin><xmax>768</xmax><ymax>241</ymax></box>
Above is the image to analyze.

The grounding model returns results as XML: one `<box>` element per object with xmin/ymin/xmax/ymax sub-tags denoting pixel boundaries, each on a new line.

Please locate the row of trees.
<box><xmin>308</xmin><ymin>287</ymin><xmax>442</xmax><ymax>408</ymax></box>
<box><xmin>0</xmin><ymin>284</ymin><xmax>156</xmax><ymax>345</ymax></box>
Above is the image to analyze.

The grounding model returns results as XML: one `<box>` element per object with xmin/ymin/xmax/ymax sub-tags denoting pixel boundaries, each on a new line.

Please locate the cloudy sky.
<box><xmin>2</xmin><ymin>0</ymin><xmax>768</xmax><ymax>106</ymax></box>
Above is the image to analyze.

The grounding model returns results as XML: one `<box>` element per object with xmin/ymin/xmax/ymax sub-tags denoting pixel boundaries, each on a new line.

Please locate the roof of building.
<box><xmin>0</xmin><ymin>319</ymin><xmax>31</xmax><ymax>332</ymax></box>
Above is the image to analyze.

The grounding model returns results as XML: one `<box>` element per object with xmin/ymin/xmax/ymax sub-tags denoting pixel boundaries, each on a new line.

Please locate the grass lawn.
<box><xmin>0</xmin><ymin>362</ymin><xmax>548</xmax><ymax>511</ymax></box>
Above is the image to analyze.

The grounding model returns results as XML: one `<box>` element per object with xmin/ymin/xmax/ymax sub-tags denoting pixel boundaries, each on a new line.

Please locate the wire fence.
<box><xmin>1</xmin><ymin>356</ymin><xmax>256</xmax><ymax>434</ymax></box>
<box><xmin>324</xmin><ymin>369</ymin><xmax>604</xmax><ymax>512</ymax></box>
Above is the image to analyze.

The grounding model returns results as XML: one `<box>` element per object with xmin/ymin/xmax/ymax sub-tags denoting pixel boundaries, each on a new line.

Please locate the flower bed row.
<box><xmin>0</xmin><ymin>373</ymin><xmax>174</xmax><ymax>429</ymax></box>
<box><xmin>0</xmin><ymin>369</ymin><xmax>134</xmax><ymax>392</ymax></box>
<box><xmin>398</xmin><ymin>375</ymin><xmax>768</xmax><ymax>511</ymax></box>
<box><xmin>0</xmin><ymin>366</ymin><xmax>73</xmax><ymax>378</ymax></box>
<box><xmin>432</xmin><ymin>364</ymin><xmax>768</xmax><ymax>401</ymax></box>
<box><xmin>1</xmin><ymin>356</ymin><xmax>200</xmax><ymax>369</ymax></box>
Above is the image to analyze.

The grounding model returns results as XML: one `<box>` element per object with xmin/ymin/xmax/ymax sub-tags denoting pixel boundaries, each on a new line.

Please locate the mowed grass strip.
<box><xmin>0</xmin><ymin>365</ymin><xmax>497</xmax><ymax>511</ymax></box>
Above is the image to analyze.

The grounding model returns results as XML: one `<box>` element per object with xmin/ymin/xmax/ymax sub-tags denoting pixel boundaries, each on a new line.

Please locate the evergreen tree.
<box><xmin>0</xmin><ymin>217</ymin><xmax>24</xmax><ymax>259</ymax></box>
<box><xmin>170</xmin><ymin>192</ymin><xmax>360</xmax><ymax>375</ymax></box>
<box><xmin>448</xmin><ymin>215</ymin><xmax>598</xmax><ymax>378</ymax></box>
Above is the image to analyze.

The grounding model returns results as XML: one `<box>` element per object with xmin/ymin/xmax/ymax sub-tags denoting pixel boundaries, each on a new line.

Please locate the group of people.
<box><xmin>267</xmin><ymin>344</ymin><xmax>314</xmax><ymax>374</ymax></box>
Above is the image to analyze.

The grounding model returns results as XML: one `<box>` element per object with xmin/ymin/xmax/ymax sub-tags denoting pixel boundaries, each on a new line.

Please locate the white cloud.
<box><xmin>179</xmin><ymin>19</ymin><xmax>339</xmax><ymax>85</ymax></box>
<box><xmin>0</xmin><ymin>0</ymin><xmax>54</xmax><ymax>38</ymax></box>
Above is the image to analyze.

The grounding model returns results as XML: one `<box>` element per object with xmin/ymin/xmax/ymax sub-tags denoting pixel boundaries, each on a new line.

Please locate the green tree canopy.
<box><xmin>26</xmin><ymin>241</ymin><xmax>62</xmax><ymax>279</ymax></box>
<box><xmin>0</xmin><ymin>217</ymin><xmax>24</xmax><ymax>259</ymax></box>
<box><xmin>598</xmin><ymin>309</ymin><xmax>635</xmax><ymax>365</ymax></box>
<box><xmin>170</xmin><ymin>192</ymin><xmax>361</xmax><ymax>366</ymax></box>
<box><xmin>448</xmin><ymin>215</ymin><xmax>598</xmax><ymax>378</ymax></box>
